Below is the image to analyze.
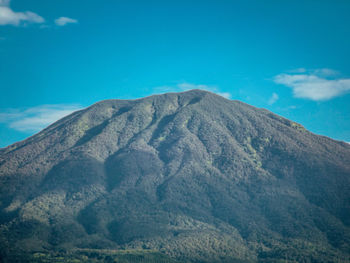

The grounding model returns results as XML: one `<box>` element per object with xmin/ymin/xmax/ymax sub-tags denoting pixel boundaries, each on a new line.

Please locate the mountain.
<box><xmin>0</xmin><ymin>89</ymin><xmax>350</xmax><ymax>262</ymax></box>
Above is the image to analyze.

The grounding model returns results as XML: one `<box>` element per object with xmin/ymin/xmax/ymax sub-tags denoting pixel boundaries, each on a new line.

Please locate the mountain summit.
<box><xmin>1</xmin><ymin>90</ymin><xmax>350</xmax><ymax>262</ymax></box>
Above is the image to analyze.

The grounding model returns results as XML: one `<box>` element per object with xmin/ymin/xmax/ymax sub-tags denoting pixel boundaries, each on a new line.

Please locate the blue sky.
<box><xmin>0</xmin><ymin>0</ymin><xmax>350</xmax><ymax>147</ymax></box>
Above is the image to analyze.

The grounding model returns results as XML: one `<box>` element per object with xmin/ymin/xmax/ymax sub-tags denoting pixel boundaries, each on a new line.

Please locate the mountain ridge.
<box><xmin>1</xmin><ymin>89</ymin><xmax>350</xmax><ymax>262</ymax></box>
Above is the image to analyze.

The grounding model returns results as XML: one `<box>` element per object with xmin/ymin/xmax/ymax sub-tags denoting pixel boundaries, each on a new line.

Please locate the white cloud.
<box><xmin>55</xmin><ymin>17</ymin><xmax>78</xmax><ymax>26</ymax></box>
<box><xmin>0</xmin><ymin>104</ymin><xmax>82</xmax><ymax>132</ymax></box>
<box><xmin>268</xmin><ymin>92</ymin><xmax>279</xmax><ymax>105</ymax></box>
<box><xmin>0</xmin><ymin>1</ymin><xmax>79</xmax><ymax>28</ymax></box>
<box><xmin>155</xmin><ymin>83</ymin><xmax>232</xmax><ymax>99</ymax></box>
<box><xmin>274</xmin><ymin>69</ymin><xmax>350</xmax><ymax>101</ymax></box>
<box><xmin>0</xmin><ymin>0</ymin><xmax>44</xmax><ymax>26</ymax></box>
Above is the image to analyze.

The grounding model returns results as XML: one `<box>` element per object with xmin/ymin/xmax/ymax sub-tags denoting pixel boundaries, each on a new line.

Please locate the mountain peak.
<box><xmin>156</xmin><ymin>88</ymin><xmax>215</xmax><ymax>96</ymax></box>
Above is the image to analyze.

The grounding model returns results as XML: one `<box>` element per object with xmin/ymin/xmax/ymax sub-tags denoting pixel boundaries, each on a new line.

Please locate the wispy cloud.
<box><xmin>286</xmin><ymin>68</ymin><xmax>339</xmax><ymax>77</ymax></box>
<box><xmin>268</xmin><ymin>92</ymin><xmax>279</xmax><ymax>105</ymax></box>
<box><xmin>274</xmin><ymin>69</ymin><xmax>350</xmax><ymax>101</ymax></box>
<box><xmin>154</xmin><ymin>82</ymin><xmax>232</xmax><ymax>99</ymax></box>
<box><xmin>0</xmin><ymin>104</ymin><xmax>82</xmax><ymax>132</ymax></box>
<box><xmin>0</xmin><ymin>0</ymin><xmax>10</xmax><ymax>6</ymax></box>
<box><xmin>311</xmin><ymin>68</ymin><xmax>339</xmax><ymax>77</ymax></box>
<box><xmin>0</xmin><ymin>0</ymin><xmax>44</xmax><ymax>26</ymax></box>
<box><xmin>55</xmin><ymin>17</ymin><xmax>78</xmax><ymax>26</ymax></box>
<box><xmin>287</xmin><ymin>68</ymin><xmax>307</xmax><ymax>74</ymax></box>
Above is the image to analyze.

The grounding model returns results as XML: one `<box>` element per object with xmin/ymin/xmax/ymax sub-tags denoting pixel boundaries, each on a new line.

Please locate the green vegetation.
<box><xmin>9</xmin><ymin>249</ymin><xmax>181</xmax><ymax>263</ymax></box>
<box><xmin>290</xmin><ymin>122</ymin><xmax>306</xmax><ymax>132</ymax></box>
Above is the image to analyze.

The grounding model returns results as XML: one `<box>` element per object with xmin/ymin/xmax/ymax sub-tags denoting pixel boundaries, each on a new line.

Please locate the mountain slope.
<box><xmin>1</xmin><ymin>90</ymin><xmax>350</xmax><ymax>262</ymax></box>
